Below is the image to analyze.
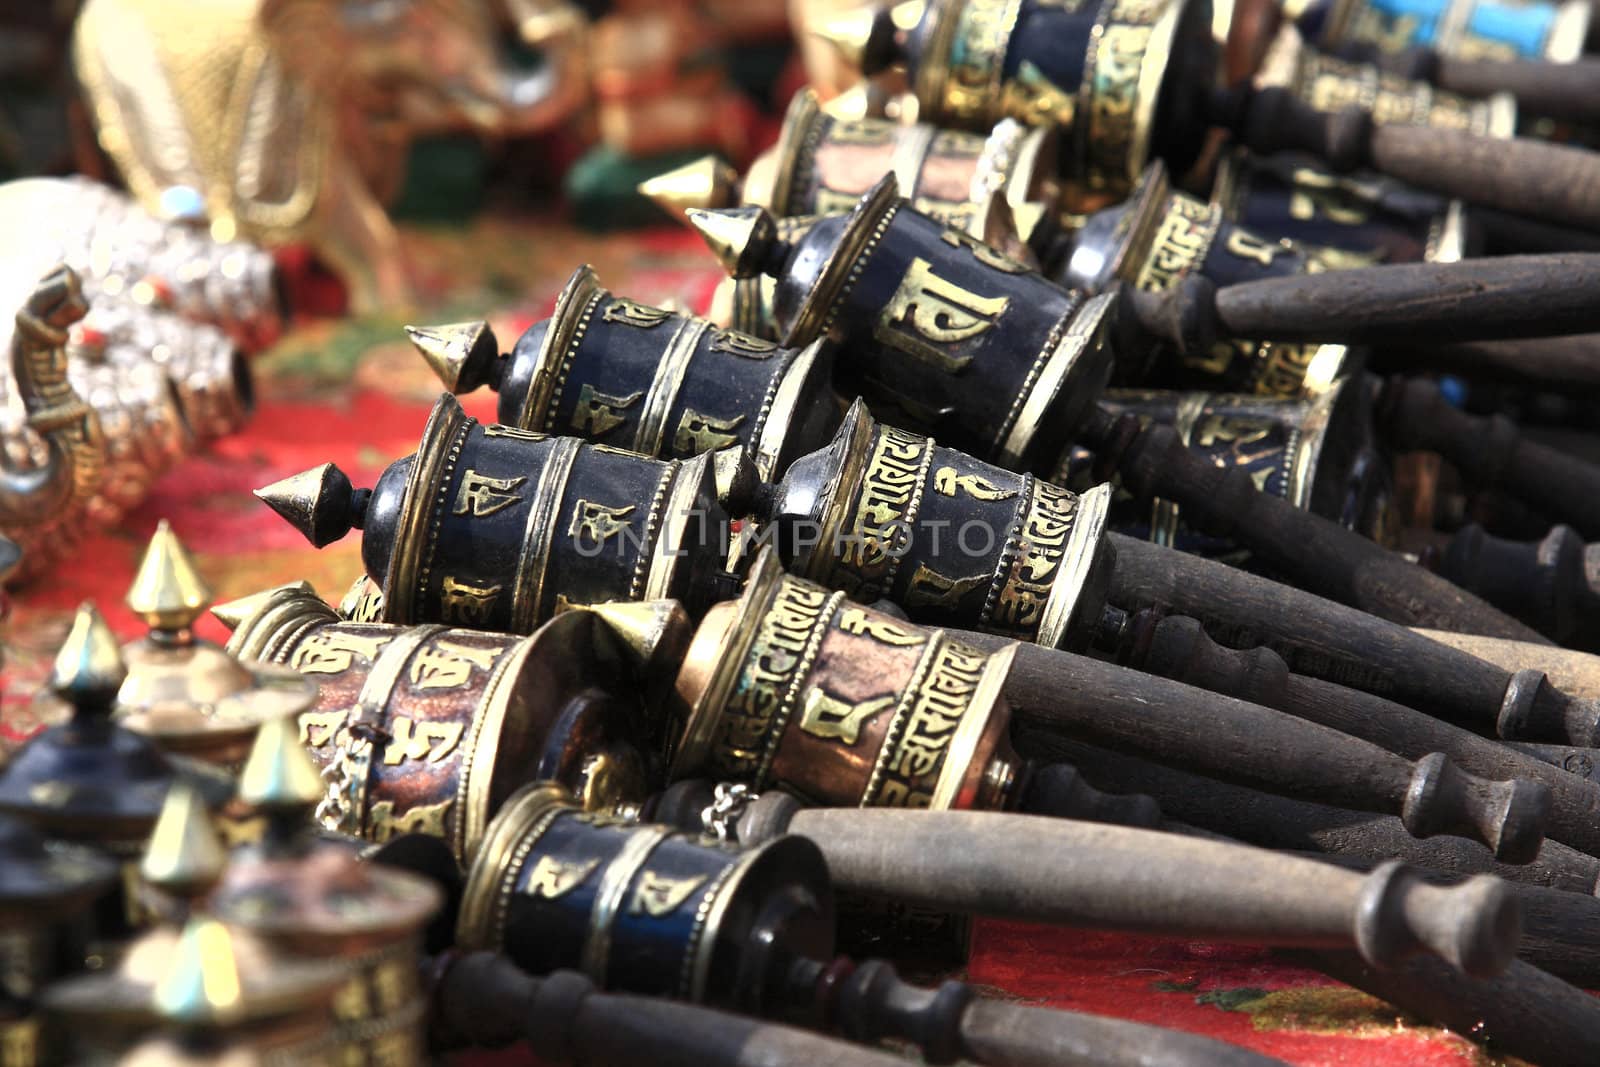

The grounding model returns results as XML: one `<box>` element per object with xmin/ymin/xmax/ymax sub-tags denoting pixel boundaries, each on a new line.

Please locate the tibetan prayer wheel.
<box><xmin>1252</xmin><ymin>25</ymin><xmax>1520</xmax><ymax>134</ymax></box>
<box><xmin>407</xmin><ymin>268</ymin><xmax>842</xmax><ymax>485</ymax></box>
<box><xmin>1209</xmin><ymin>147</ymin><xmax>1468</xmax><ymax>264</ymax></box>
<box><xmin>835</xmin><ymin>0</ymin><xmax>1220</xmax><ymax>199</ymax></box>
<box><xmin>1054</xmin><ymin>380</ymin><xmax>1397</xmax><ymax>552</ymax></box>
<box><xmin>217</xmin><ymin>582</ymin><xmax>660</xmax><ymax>862</ymax></box>
<box><xmin>456</xmin><ymin>783</ymin><xmax>834</xmax><ymax>1003</ymax></box>
<box><xmin>1057</xmin><ymin>161</ymin><xmax>1353</xmax><ymax>395</ymax></box>
<box><xmin>209</xmin><ymin>718</ymin><xmax>441</xmax><ymax>1067</ymax></box>
<box><xmin>641</xmin><ymin>89</ymin><xmax>1061</xmax><ymax>253</ymax></box>
<box><xmin>1295</xmin><ymin>0</ymin><xmax>1590</xmax><ymax>64</ymax></box>
<box><xmin>768</xmin><ymin>400</ymin><xmax>1116</xmax><ymax>650</ymax></box>
<box><xmin>690</xmin><ymin>180</ymin><xmax>1118</xmax><ymax>472</ymax></box>
<box><xmin>670</xmin><ymin>548</ymin><xmax>1023</xmax><ymax>811</ymax></box>
<box><xmin>0</xmin><ymin>814</ymin><xmax>116</xmax><ymax>1067</ymax></box>
<box><xmin>708</xmin><ymin>215</ymin><xmax>818</xmax><ymax>342</ymax></box>
<box><xmin>255</xmin><ymin>394</ymin><xmax>733</xmax><ymax>630</ymax></box>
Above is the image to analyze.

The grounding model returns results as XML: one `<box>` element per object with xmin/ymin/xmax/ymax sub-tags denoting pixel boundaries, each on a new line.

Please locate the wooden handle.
<box><xmin>997</xmin><ymin>641</ymin><xmax>1550</xmax><ymax>861</ymax></box>
<box><xmin>782</xmin><ymin>808</ymin><xmax>1521</xmax><ymax>975</ymax></box>
<box><xmin>431</xmin><ymin>955</ymin><xmax>913</xmax><ymax>1067</ymax></box>
<box><xmin>1299</xmin><ymin>951</ymin><xmax>1600</xmax><ymax>1067</ymax></box>
<box><xmin>1218</xmin><ymin>85</ymin><xmax>1600</xmax><ymax>231</ymax></box>
<box><xmin>1381</xmin><ymin>378</ymin><xmax>1600</xmax><ymax>539</ymax></box>
<box><xmin>1432</xmin><ymin>523</ymin><xmax>1589</xmax><ymax>643</ymax></box>
<box><xmin>1433</xmin><ymin>55</ymin><xmax>1600</xmax><ymax>127</ymax></box>
<box><xmin>1505</xmin><ymin>742</ymin><xmax>1600</xmax><ymax>783</ymax></box>
<box><xmin>1086</xmin><ymin>408</ymin><xmax>1546</xmax><ymax>641</ymax></box>
<box><xmin>1122</xmin><ymin>255</ymin><xmax>1600</xmax><ymax>351</ymax></box>
<box><xmin>1018</xmin><ymin>734</ymin><xmax>1600</xmax><ymax>896</ymax></box>
<box><xmin>1384</xmin><ymin>334</ymin><xmax>1600</xmax><ymax>390</ymax></box>
<box><xmin>1017</xmin><ymin>762</ymin><xmax>1164</xmax><ymax>828</ymax></box>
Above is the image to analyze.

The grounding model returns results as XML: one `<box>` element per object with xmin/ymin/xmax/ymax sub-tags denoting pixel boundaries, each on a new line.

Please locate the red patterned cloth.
<box><xmin>0</xmin><ymin>222</ymin><xmax>1531</xmax><ymax>1065</ymax></box>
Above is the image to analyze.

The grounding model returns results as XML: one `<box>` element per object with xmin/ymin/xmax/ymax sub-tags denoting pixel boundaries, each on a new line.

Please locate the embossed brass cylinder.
<box><xmin>256</xmin><ymin>394</ymin><xmax>733</xmax><ymax>630</ymax></box>
<box><xmin>456</xmin><ymin>784</ymin><xmax>834</xmax><ymax>1003</ymax></box>
<box><xmin>671</xmin><ymin>549</ymin><xmax>1023</xmax><ymax>811</ymax></box>
<box><xmin>732</xmin><ymin>89</ymin><xmax>1060</xmax><ymax>252</ymax></box>
<box><xmin>411</xmin><ymin>267</ymin><xmax>842</xmax><ymax>485</ymax></box>
<box><xmin>769</xmin><ymin>400</ymin><xmax>1115</xmax><ymax>650</ymax></box>
<box><xmin>703</xmin><ymin>180</ymin><xmax>1117</xmax><ymax>474</ymax></box>
<box><xmin>1210</xmin><ymin>148</ymin><xmax>1471</xmax><ymax>265</ymax></box>
<box><xmin>1057</xmin><ymin>161</ymin><xmax>1353</xmax><ymax>395</ymax></box>
<box><xmin>1253</xmin><ymin>23</ymin><xmax>1519</xmax><ymax>133</ymax></box>
<box><xmin>220</xmin><ymin>582</ymin><xmax>656</xmax><ymax>862</ymax></box>
<box><xmin>853</xmin><ymin>0</ymin><xmax>1219</xmax><ymax>200</ymax></box>
<box><xmin>1054</xmin><ymin>379</ymin><xmax>1397</xmax><ymax>553</ymax></box>
<box><xmin>1300</xmin><ymin>0</ymin><xmax>1589</xmax><ymax>64</ymax></box>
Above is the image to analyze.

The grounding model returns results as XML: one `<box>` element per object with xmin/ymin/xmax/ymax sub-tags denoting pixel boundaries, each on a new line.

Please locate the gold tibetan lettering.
<box><xmin>408</xmin><ymin>639</ymin><xmax>500</xmax><ymax>689</ymax></box>
<box><xmin>568</xmin><ymin>499</ymin><xmax>636</xmax><ymax>546</ymax></box>
<box><xmin>932</xmin><ymin>466</ymin><xmax>1017</xmax><ymax>501</ymax></box>
<box><xmin>874</xmin><ymin>258</ymin><xmax>1008</xmax><ymax>373</ymax></box>
<box><xmin>602</xmin><ymin>298</ymin><xmax>674</xmax><ymax>328</ymax></box>
<box><xmin>571</xmin><ymin>384</ymin><xmax>644</xmax><ymax>438</ymax></box>
<box><xmin>628</xmin><ymin>871</ymin><xmax>709</xmax><ymax>917</ymax></box>
<box><xmin>454</xmin><ymin>469</ymin><xmax>527</xmax><ymax>518</ymax></box>
<box><xmin>673</xmin><ymin>408</ymin><xmax>746</xmax><ymax>454</ymax></box>
<box><xmin>799</xmin><ymin>689</ymin><xmax>897</xmax><ymax>744</ymax></box>
<box><xmin>903</xmin><ymin>563</ymin><xmax>990</xmax><ymax>611</ymax></box>
<box><xmin>367</xmin><ymin>797</ymin><xmax>454</xmax><ymax>843</ymax></box>
<box><xmin>439</xmin><ymin>576</ymin><xmax>502</xmax><ymax>626</ymax></box>
<box><xmin>523</xmin><ymin>855</ymin><xmax>601</xmax><ymax>899</ymax></box>
<box><xmin>380</xmin><ymin>716</ymin><xmax>465</xmax><ymax>765</ymax></box>
<box><xmin>838</xmin><ymin>607</ymin><xmax>926</xmax><ymax>647</ymax></box>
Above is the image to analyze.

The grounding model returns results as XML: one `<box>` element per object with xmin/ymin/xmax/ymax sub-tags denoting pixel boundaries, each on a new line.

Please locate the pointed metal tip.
<box><xmin>126</xmin><ymin>519</ymin><xmax>212</xmax><ymax>633</ymax></box>
<box><xmin>254</xmin><ymin>463</ymin><xmax>358</xmax><ymax>548</ymax></box>
<box><xmin>809</xmin><ymin>8</ymin><xmax>877</xmax><ymax>65</ymax></box>
<box><xmin>50</xmin><ymin>601</ymin><xmax>127</xmax><ymax>705</ymax></box>
<box><xmin>153</xmin><ymin>916</ymin><xmax>244</xmax><ymax>1027</ymax></box>
<box><xmin>1010</xmin><ymin>200</ymin><xmax>1048</xmax><ymax>246</ymax></box>
<box><xmin>237</xmin><ymin>714</ymin><xmax>324</xmax><ymax>813</ymax></box>
<box><xmin>404</xmin><ymin>320</ymin><xmax>499</xmax><ymax>394</ymax></box>
<box><xmin>638</xmin><ymin>156</ymin><xmax>739</xmax><ymax>219</ymax></box>
<box><xmin>141</xmin><ymin>782</ymin><xmax>226</xmax><ymax>898</ymax></box>
<box><xmin>211</xmin><ymin>581</ymin><xmax>316</xmax><ymax>632</ymax></box>
<box><xmin>684</xmin><ymin>206</ymin><xmax>777</xmax><ymax>279</ymax></box>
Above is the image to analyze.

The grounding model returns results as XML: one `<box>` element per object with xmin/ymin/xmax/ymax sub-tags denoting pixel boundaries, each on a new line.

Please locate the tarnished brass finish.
<box><xmin>219</xmin><ymin>582</ymin><xmax>658</xmax><ymax>862</ymax></box>
<box><xmin>770</xmin><ymin>400</ymin><xmax>1115</xmax><ymax>650</ymax></box>
<box><xmin>456</xmin><ymin>784</ymin><xmax>833</xmax><ymax>1004</ymax></box>
<box><xmin>706</xmin><ymin>216</ymin><xmax>818</xmax><ymax>342</ymax></box>
<box><xmin>671</xmin><ymin>549</ymin><xmax>1022</xmax><ymax>811</ymax></box>
<box><xmin>408</xmin><ymin>268</ymin><xmax>843</xmax><ymax>485</ymax></box>
<box><xmin>1254</xmin><ymin>22</ymin><xmax>1518</xmax><ymax>134</ymax></box>
<box><xmin>256</xmin><ymin>395</ymin><xmax>732</xmax><ymax>632</ymax></box>
<box><xmin>209</xmin><ymin>718</ymin><xmax>440</xmax><ymax>1067</ymax></box>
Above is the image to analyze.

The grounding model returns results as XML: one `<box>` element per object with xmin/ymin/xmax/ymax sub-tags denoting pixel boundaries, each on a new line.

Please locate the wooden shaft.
<box><xmin>1413</xmin><ymin>628</ymin><xmax>1600</xmax><ymax>701</ymax></box>
<box><xmin>1126</xmin><ymin>614</ymin><xmax>1600</xmax><ymax>859</ymax></box>
<box><xmin>1505</xmin><ymin>742</ymin><xmax>1600</xmax><ymax>783</ymax></box>
<box><xmin>990</xmin><ymin>641</ymin><xmax>1548</xmax><ymax>860</ymax></box>
<box><xmin>1017</xmin><ymin>762</ymin><xmax>1164</xmax><ymax>828</ymax></box>
<box><xmin>1433</xmin><ymin>55</ymin><xmax>1600</xmax><ymax>126</ymax></box>
<box><xmin>430</xmin><ymin>955</ymin><xmax>912</xmax><ymax>1067</ymax></box>
<box><xmin>1085</xmin><ymin>408</ymin><xmax>1546</xmax><ymax>641</ymax></box>
<box><xmin>958</xmin><ymin>996</ymin><xmax>1292</xmax><ymax>1067</ymax></box>
<box><xmin>1020</xmin><ymin>734</ymin><xmax>1600</xmax><ymax>895</ymax></box>
<box><xmin>1381</xmin><ymin>377</ymin><xmax>1600</xmax><ymax>539</ymax></box>
<box><xmin>1123</xmin><ymin>255</ymin><xmax>1600</xmax><ymax>349</ymax></box>
<box><xmin>1296</xmin><ymin>952</ymin><xmax>1600</xmax><ymax>1067</ymax></box>
<box><xmin>1430</xmin><ymin>523</ymin><xmax>1588</xmax><ymax>643</ymax></box>
<box><xmin>1377</xmin><ymin>335</ymin><xmax>1600</xmax><ymax>391</ymax></box>
<box><xmin>1217</xmin><ymin>85</ymin><xmax>1600</xmax><ymax>231</ymax></box>
<box><xmin>775</xmin><ymin>807</ymin><xmax>1521</xmax><ymax>976</ymax></box>
<box><xmin>1107</xmin><ymin>533</ymin><xmax>1600</xmax><ymax>743</ymax></box>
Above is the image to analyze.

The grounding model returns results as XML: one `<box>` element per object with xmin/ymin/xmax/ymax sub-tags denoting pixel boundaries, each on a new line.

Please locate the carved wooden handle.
<box><xmin>1433</xmin><ymin>55</ymin><xmax>1600</xmax><ymax>127</ymax></box>
<box><xmin>1381</xmin><ymin>378</ymin><xmax>1600</xmax><ymax>540</ymax></box>
<box><xmin>781</xmin><ymin>808</ymin><xmax>1521</xmax><ymax>976</ymax></box>
<box><xmin>1217</xmin><ymin>85</ymin><xmax>1600</xmax><ymax>230</ymax></box>
<box><xmin>1086</xmin><ymin>407</ymin><xmax>1545</xmax><ymax>641</ymax></box>
<box><xmin>1432</xmin><ymin>523</ymin><xmax>1589</xmax><ymax>643</ymax></box>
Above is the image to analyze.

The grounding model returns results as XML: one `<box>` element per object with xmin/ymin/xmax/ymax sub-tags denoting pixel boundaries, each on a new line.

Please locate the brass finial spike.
<box><xmin>50</xmin><ymin>601</ymin><xmax>127</xmax><ymax>705</ymax></box>
<box><xmin>254</xmin><ymin>463</ymin><xmax>360</xmax><ymax>548</ymax></box>
<box><xmin>638</xmin><ymin>156</ymin><xmax>740</xmax><ymax>219</ymax></box>
<box><xmin>152</xmin><ymin>916</ymin><xmax>244</xmax><ymax>1027</ymax></box>
<box><xmin>141</xmin><ymin>782</ymin><xmax>226</xmax><ymax>899</ymax></box>
<box><xmin>404</xmin><ymin>320</ymin><xmax>499</xmax><ymax>394</ymax></box>
<box><xmin>1010</xmin><ymin>201</ymin><xmax>1048</xmax><ymax>246</ymax></box>
<box><xmin>237</xmin><ymin>714</ymin><xmax>324</xmax><ymax>813</ymax></box>
<box><xmin>126</xmin><ymin>520</ymin><xmax>212</xmax><ymax>634</ymax></box>
<box><xmin>811</xmin><ymin>4</ymin><xmax>909</xmax><ymax>74</ymax></box>
<box><xmin>810</xmin><ymin>8</ymin><xmax>879</xmax><ymax>69</ymax></box>
<box><xmin>210</xmin><ymin>581</ymin><xmax>316</xmax><ymax>632</ymax></box>
<box><xmin>684</xmin><ymin>206</ymin><xmax>778</xmax><ymax>279</ymax></box>
<box><xmin>586</xmin><ymin>599</ymin><xmax>694</xmax><ymax>679</ymax></box>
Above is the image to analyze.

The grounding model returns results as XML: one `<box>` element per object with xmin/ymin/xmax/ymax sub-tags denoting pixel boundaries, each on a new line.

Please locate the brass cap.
<box><xmin>638</xmin><ymin>156</ymin><xmax>740</xmax><ymax>219</ymax></box>
<box><xmin>140</xmin><ymin>783</ymin><xmax>226</xmax><ymax>900</ymax></box>
<box><xmin>810</xmin><ymin>4</ymin><xmax>908</xmax><ymax>76</ymax></box>
<box><xmin>254</xmin><ymin>463</ymin><xmax>362</xmax><ymax>548</ymax></box>
<box><xmin>236</xmin><ymin>715</ymin><xmax>323</xmax><ymax>815</ymax></box>
<box><xmin>685</xmin><ymin>206</ymin><xmax>779</xmax><ymax>279</ymax></box>
<box><xmin>210</xmin><ymin>581</ymin><xmax>316</xmax><ymax>632</ymax></box>
<box><xmin>51</xmin><ymin>601</ymin><xmax>128</xmax><ymax>707</ymax></box>
<box><xmin>152</xmin><ymin>917</ymin><xmax>245</xmax><ymax>1027</ymax></box>
<box><xmin>404</xmin><ymin>320</ymin><xmax>500</xmax><ymax>394</ymax></box>
<box><xmin>127</xmin><ymin>520</ymin><xmax>212</xmax><ymax>635</ymax></box>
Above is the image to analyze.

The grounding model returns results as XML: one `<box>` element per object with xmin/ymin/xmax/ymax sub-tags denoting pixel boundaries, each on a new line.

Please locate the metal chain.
<box><xmin>700</xmin><ymin>782</ymin><xmax>757</xmax><ymax>843</ymax></box>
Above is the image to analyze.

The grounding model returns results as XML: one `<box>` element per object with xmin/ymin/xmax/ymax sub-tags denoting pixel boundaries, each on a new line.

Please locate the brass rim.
<box><xmin>998</xmin><ymin>289</ymin><xmax>1115</xmax><ymax>467</ymax></box>
<box><xmin>382</xmin><ymin>397</ymin><xmax>471</xmax><ymax>625</ymax></box>
<box><xmin>646</xmin><ymin>451</ymin><xmax>717</xmax><ymax>601</ymax></box>
<box><xmin>785</xmin><ymin>179</ymin><xmax>902</xmax><ymax>347</ymax></box>
<box><xmin>455</xmin><ymin>783</ymin><xmax>571</xmax><ymax>952</ymax></box>
<box><xmin>1109</xmin><ymin>162</ymin><xmax>1174</xmax><ymax>285</ymax></box>
<box><xmin>1035</xmin><ymin>482</ymin><xmax>1114</xmax><ymax>649</ymax></box>
<box><xmin>931</xmin><ymin>641</ymin><xmax>1016</xmax><ymax>810</ymax></box>
<box><xmin>517</xmin><ymin>266</ymin><xmax>606</xmax><ymax>431</ymax></box>
<box><xmin>796</xmin><ymin>400</ymin><xmax>875</xmax><ymax>582</ymax></box>
<box><xmin>769</xmin><ymin>90</ymin><xmax>826</xmax><ymax>216</ymax></box>
<box><xmin>509</xmin><ymin>436</ymin><xmax>584</xmax><ymax>633</ymax></box>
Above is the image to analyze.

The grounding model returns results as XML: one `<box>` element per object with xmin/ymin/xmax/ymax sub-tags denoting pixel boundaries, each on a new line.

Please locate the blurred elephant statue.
<box><xmin>73</xmin><ymin>0</ymin><xmax>588</xmax><ymax>312</ymax></box>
